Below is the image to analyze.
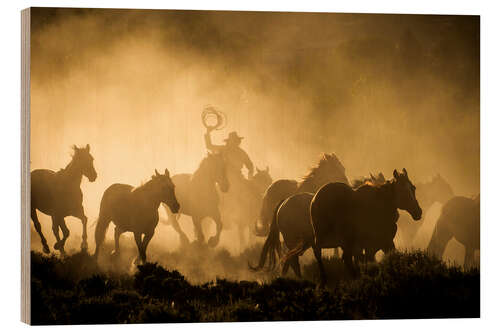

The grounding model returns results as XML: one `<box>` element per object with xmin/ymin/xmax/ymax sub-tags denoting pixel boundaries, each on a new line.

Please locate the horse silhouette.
<box><xmin>249</xmin><ymin>172</ymin><xmax>385</xmax><ymax>277</ymax></box>
<box><xmin>31</xmin><ymin>144</ymin><xmax>97</xmax><ymax>254</ymax></box>
<box><xmin>162</xmin><ymin>152</ymin><xmax>229</xmax><ymax>247</ymax></box>
<box><xmin>94</xmin><ymin>169</ymin><xmax>179</xmax><ymax>264</ymax></box>
<box><xmin>249</xmin><ymin>153</ymin><xmax>349</xmax><ymax>274</ymax></box>
<box><xmin>396</xmin><ymin>174</ymin><xmax>454</xmax><ymax>249</ymax></box>
<box><xmin>427</xmin><ymin>195</ymin><xmax>479</xmax><ymax>267</ymax></box>
<box><xmin>220</xmin><ymin>166</ymin><xmax>273</xmax><ymax>252</ymax></box>
<box><xmin>254</xmin><ymin>153</ymin><xmax>349</xmax><ymax>237</ymax></box>
<box><xmin>310</xmin><ymin>168</ymin><xmax>422</xmax><ymax>287</ymax></box>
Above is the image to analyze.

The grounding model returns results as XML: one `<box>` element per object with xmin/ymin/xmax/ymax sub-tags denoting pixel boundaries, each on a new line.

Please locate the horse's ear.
<box><xmin>402</xmin><ymin>168</ymin><xmax>408</xmax><ymax>177</ymax></box>
<box><xmin>393</xmin><ymin>169</ymin><xmax>399</xmax><ymax>179</ymax></box>
<box><xmin>256</xmin><ymin>167</ymin><xmax>261</xmax><ymax>173</ymax></box>
<box><xmin>85</xmin><ymin>144</ymin><xmax>90</xmax><ymax>152</ymax></box>
<box><xmin>155</xmin><ymin>169</ymin><xmax>160</xmax><ymax>177</ymax></box>
<box><xmin>164</xmin><ymin>168</ymin><xmax>170</xmax><ymax>177</ymax></box>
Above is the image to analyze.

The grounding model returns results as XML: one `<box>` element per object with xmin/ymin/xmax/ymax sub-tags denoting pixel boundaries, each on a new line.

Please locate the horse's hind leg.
<box><xmin>313</xmin><ymin>245</ymin><xmax>327</xmax><ymax>288</ymax></box>
<box><xmin>31</xmin><ymin>208</ymin><xmax>50</xmax><ymax>254</ymax></box>
<box><xmin>51</xmin><ymin>216</ymin><xmax>62</xmax><ymax>251</ymax></box>
<box><xmin>58</xmin><ymin>218</ymin><xmax>70</xmax><ymax>255</ymax></box>
<box><xmin>290</xmin><ymin>255</ymin><xmax>302</xmax><ymax>278</ymax></box>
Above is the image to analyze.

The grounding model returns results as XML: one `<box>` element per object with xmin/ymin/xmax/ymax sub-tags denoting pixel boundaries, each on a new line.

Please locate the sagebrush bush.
<box><xmin>30</xmin><ymin>250</ymin><xmax>479</xmax><ymax>324</ymax></box>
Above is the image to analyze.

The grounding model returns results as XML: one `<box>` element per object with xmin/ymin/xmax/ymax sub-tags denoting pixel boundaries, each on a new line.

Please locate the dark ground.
<box><xmin>30</xmin><ymin>248</ymin><xmax>479</xmax><ymax>324</ymax></box>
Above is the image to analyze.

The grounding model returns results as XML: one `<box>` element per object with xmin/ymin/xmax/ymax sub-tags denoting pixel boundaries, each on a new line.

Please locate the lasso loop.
<box><xmin>202</xmin><ymin>105</ymin><xmax>226</xmax><ymax>131</ymax></box>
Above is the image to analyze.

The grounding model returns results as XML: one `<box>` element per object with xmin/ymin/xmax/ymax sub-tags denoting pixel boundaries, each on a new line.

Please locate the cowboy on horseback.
<box><xmin>205</xmin><ymin>126</ymin><xmax>257</xmax><ymax>249</ymax></box>
<box><xmin>204</xmin><ymin>128</ymin><xmax>254</xmax><ymax>181</ymax></box>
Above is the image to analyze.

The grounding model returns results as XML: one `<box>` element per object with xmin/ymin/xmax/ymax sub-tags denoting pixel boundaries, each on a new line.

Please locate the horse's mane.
<box><xmin>132</xmin><ymin>176</ymin><xmax>158</xmax><ymax>193</ymax></box>
<box><xmin>352</xmin><ymin>172</ymin><xmax>386</xmax><ymax>189</ymax></box>
<box><xmin>301</xmin><ymin>153</ymin><xmax>345</xmax><ymax>183</ymax></box>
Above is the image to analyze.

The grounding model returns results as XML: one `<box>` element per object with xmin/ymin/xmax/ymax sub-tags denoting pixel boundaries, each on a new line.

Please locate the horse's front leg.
<box><xmin>112</xmin><ymin>226</ymin><xmax>124</xmax><ymax>258</ymax></box>
<box><xmin>169</xmin><ymin>213</ymin><xmax>190</xmax><ymax>246</ymax></box>
<box><xmin>73</xmin><ymin>207</ymin><xmax>88</xmax><ymax>252</ymax></box>
<box><xmin>140</xmin><ymin>231</ymin><xmax>154</xmax><ymax>264</ymax></box>
<box><xmin>192</xmin><ymin>216</ymin><xmax>205</xmax><ymax>244</ymax></box>
<box><xmin>208</xmin><ymin>211</ymin><xmax>222</xmax><ymax>247</ymax></box>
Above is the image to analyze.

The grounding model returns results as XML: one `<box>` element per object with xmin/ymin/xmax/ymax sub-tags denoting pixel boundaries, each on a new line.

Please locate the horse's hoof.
<box><xmin>42</xmin><ymin>245</ymin><xmax>50</xmax><ymax>254</ymax></box>
<box><xmin>208</xmin><ymin>236</ymin><xmax>219</xmax><ymax>247</ymax></box>
<box><xmin>54</xmin><ymin>241</ymin><xmax>62</xmax><ymax>250</ymax></box>
<box><xmin>81</xmin><ymin>243</ymin><xmax>88</xmax><ymax>253</ymax></box>
<box><xmin>179</xmin><ymin>235</ymin><xmax>190</xmax><ymax>245</ymax></box>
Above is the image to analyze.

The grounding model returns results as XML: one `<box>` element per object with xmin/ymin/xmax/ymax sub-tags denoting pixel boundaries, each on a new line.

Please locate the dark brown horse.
<box><xmin>427</xmin><ymin>195</ymin><xmax>479</xmax><ymax>267</ymax></box>
<box><xmin>249</xmin><ymin>173</ymin><xmax>386</xmax><ymax>277</ymax></box>
<box><xmin>94</xmin><ymin>169</ymin><xmax>179</xmax><ymax>264</ymax></box>
<box><xmin>310</xmin><ymin>168</ymin><xmax>422</xmax><ymax>287</ymax></box>
<box><xmin>31</xmin><ymin>144</ymin><xmax>97</xmax><ymax>254</ymax></box>
<box><xmin>162</xmin><ymin>152</ymin><xmax>229</xmax><ymax>247</ymax></box>
<box><xmin>254</xmin><ymin>153</ymin><xmax>349</xmax><ymax>237</ymax></box>
<box><xmin>249</xmin><ymin>153</ymin><xmax>349</xmax><ymax>274</ymax></box>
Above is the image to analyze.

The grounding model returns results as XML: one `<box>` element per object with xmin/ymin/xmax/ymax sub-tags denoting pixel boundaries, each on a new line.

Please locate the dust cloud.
<box><xmin>29</xmin><ymin>8</ymin><xmax>479</xmax><ymax>275</ymax></box>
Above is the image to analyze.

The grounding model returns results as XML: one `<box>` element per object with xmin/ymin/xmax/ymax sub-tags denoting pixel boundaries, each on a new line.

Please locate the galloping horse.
<box><xmin>94</xmin><ymin>169</ymin><xmax>179</xmax><ymax>264</ymax></box>
<box><xmin>249</xmin><ymin>153</ymin><xmax>349</xmax><ymax>275</ymax></box>
<box><xmin>162</xmin><ymin>152</ymin><xmax>229</xmax><ymax>247</ymax></box>
<box><xmin>249</xmin><ymin>172</ymin><xmax>385</xmax><ymax>278</ymax></box>
<box><xmin>254</xmin><ymin>153</ymin><xmax>349</xmax><ymax>237</ymax></box>
<box><xmin>31</xmin><ymin>144</ymin><xmax>97</xmax><ymax>254</ymax></box>
<box><xmin>310</xmin><ymin>169</ymin><xmax>422</xmax><ymax>287</ymax></box>
<box><xmin>396</xmin><ymin>174</ymin><xmax>454</xmax><ymax>249</ymax></box>
<box><xmin>427</xmin><ymin>195</ymin><xmax>479</xmax><ymax>267</ymax></box>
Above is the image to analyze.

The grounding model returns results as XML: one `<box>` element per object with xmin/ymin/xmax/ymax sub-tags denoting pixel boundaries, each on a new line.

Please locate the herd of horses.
<box><xmin>30</xmin><ymin>145</ymin><xmax>480</xmax><ymax>286</ymax></box>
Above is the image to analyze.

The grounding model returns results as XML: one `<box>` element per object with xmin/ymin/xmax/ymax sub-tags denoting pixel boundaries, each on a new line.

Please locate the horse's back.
<box><xmin>100</xmin><ymin>183</ymin><xmax>133</xmax><ymax>208</ymax></box>
<box><xmin>278</xmin><ymin>192</ymin><xmax>315</xmax><ymax>248</ymax></box>
<box><xmin>310</xmin><ymin>182</ymin><xmax>355</xmax><ymax>248</ymax></box>
<box><xmin>265</xmin><ymin>179</ymin><xmax>299</xmax><ymax>203</ymax></box>
<box><xmin>31</xmin><ymin>169</ymin><xmax>60</xmax><ymax>214</ymax></box>
<box><xmin>31</xmin><ymin>169</ymin><xmax>57</xmax><ymax>192</ymax></box>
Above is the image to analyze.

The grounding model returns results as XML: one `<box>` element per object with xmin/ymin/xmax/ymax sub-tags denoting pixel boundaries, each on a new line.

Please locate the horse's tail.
<box><xmin>249</xmin><ymin>199</ymin><xmax>284</xmax><ymax>272</ymax></box>
<box><xmin>93</xmin><ymin>210</ymin><xmax>111</xmax><ymax>259</ymax></box>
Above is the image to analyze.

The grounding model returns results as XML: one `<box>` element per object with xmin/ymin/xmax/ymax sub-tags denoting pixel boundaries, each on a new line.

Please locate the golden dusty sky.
<box><xmin>29</xmin><ymin>8</ymin><xmax>479</xmax><ymax>255</ymax></box>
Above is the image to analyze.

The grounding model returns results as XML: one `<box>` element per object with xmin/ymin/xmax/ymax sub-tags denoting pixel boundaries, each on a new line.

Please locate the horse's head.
<box><xmin>72</xmin><ymin>144</ymin><xmax>97</xmax><ymax>182</ymax></box>
<box><xmin>419</xmin><ymin>174</ymin><xmax>454</xmax><ymax>208</ymax></box>
<box><xmin>152</xmin><ymin>168</ymin><xmax>180</xmax><ymax>213</ymax></box>
<box><xmin>393</xmin><ymin>168</ymin><xmax>422</xmax><ymax>221</ymax></box>
<box><xmin>251</xmin><ymin>166</ymin><xmax>273</xmax><ymax>194</ymax></box>
<box><xmin>206</xmin><ymin>152</ymin><xmax>229</xmax><ymax>192</ymax></box>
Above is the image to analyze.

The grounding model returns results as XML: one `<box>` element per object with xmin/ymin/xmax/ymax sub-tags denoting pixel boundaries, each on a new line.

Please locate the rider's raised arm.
<box><xmin>204</xmin><ymin>131</ymin><xmax>224</xmax><ymax>153</ymax></box>
<box><xmin>242</xmin><ymin>149</ymin><xmax>254</xmax><ymax>178</ymax></box>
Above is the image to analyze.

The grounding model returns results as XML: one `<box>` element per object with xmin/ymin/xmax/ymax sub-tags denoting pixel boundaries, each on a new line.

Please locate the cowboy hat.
<box><xmin>224</xmin><ymin>131</ymin><xmax>244</xmax><ymax>142</ymax></box>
